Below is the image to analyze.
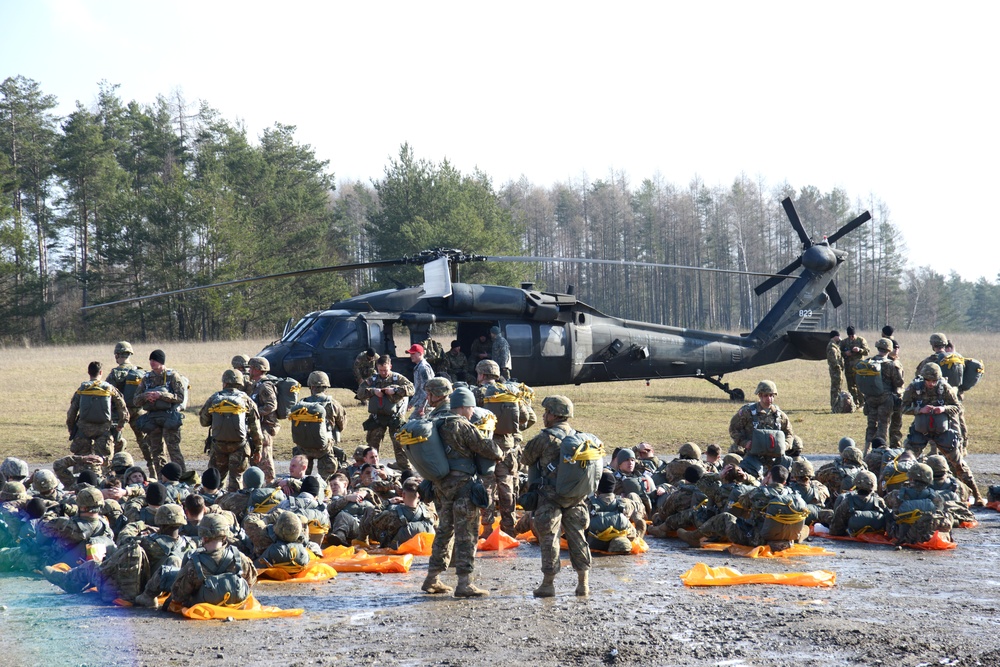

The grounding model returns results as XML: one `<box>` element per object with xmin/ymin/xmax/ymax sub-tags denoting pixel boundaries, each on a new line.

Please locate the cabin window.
<box><xmin>292</xmin><ymin>316</ymin><xmax>333</xmax><ymax>348</ymax></box>
<box><xmin>323</xmin><ymin>318</ymin><xmax>360</xmax><ymax>349</ymax></box>
<box><xmin>540</xmin><ymin>324</ymin><xmax>566</xmax><ymax>357</ymax></box>
<box><xmin>368</xmin><ymin>323</ymin><xmax>383</xmax><ymax>350</ymax></box>
<box><xmin>506</xmin><ymin>324</ymin><xmax>533</xmax><ymax>357</ymax></box>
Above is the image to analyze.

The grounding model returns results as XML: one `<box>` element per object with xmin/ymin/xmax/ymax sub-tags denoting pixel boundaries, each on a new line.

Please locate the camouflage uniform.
<box><xmin>356</xmin><ymin>371</ymin><xmax>414</xmax><ymax>468</ymax></box>
<box><xmin>521</xmin><ymin>421</ymin><xmax>591</xmax><ymax>576</ymax></box>
<box><xmin>473</xmin><ymin>378</ymin><xmax>527</xmax><ymax>535</ymax></box>
<box><xmin>728</xmin><ymin>401</ymin><xmax>794</xmax><ymax>452</ymax></box>
<box><xmin>468</xmin><ymin>337</ymin><xmax>492</xmax><ymax>376</ymax></box>
<box><xmin>52</xmin><ymin>455</ymin><xmax>104</xmax><ymax>490</ymax></box>
<box><xmin>134</xmin><ymin>368</ymin><xmax>186</xmax><ymax>477</ymax></box>
<box><xmin>886</xmin><ymin>482</ymin><xmax>951</xmax><ymax>545</ymax></box>
<box><xmin>491</xmin><ymin>333</ymin><xmax>512</xmax><ymax>379</ymax></box>
<box><xmin>444</xmin><ymin>348</ymin><xmax>468</xmax><ymax>383</ymax></box>
<box><xmin>901</xmin><ymin>376</ymin><xmax>979</xmax><ymax>499</ymax></box>
<box><xmin>199</xmin><ymin>387</ymin><xmax>263</xmax><ymax>492</ymax></box>
<box><xmin>427</xmin><ymin>407</ymin><xmax>503</xmax><ymax>576</ymax></box>
<box><xmin>682</xmin><ymin>482</ymin><xmax>808</xmax><ymax>549</ymax></box>
<box><xmin>250</xmin><ymin>377</ymin><xmax>280</xmax><ymax>484</ymax></box>
<box><xmin>67</xmin><ymin>378</ymin><xmax>128</xmax><ymax>472</ymax></box>
<box><xmin>826</xmin><ymin>338</ymin><xmax>845</xmax><ymax>411</ymax></box>
<box><xmin>829</xmin><ymin>489</ymin><xmax>887</xmax><ymax>537</ymax></box>
<box><xmin>169</xmin><ymin>544</ymin><xmax>257</xmax><ymax>608</ymax></box>
<box><xmin>862</xmin><ymin>353</ymin><xmax>904</xmax><ymax>451</ymax></box>
<box><xmin>291</xmin><ymin>394</ymin><xmax>346</xmax><ymax>480</ymax></box>
<box><xmin>353</xmin><ymin>351</ymin><xmax>377</xmax><ymax>386</ymax></box>
<box><xmin>106</xmin><ymin>360</ymin><xmax>146</xmax><ymax>459</ymax></box>
<box><xmin>369</xmin><ymin>501</ymin><xmax>436</xmax><ymax>549</ymax></box>
<box><xmin>841</xmin><ymin>334</ymin><xmax>870</xmax><ymax>406</ymax></box>
<box><xmin>586</xmin><ymin>492</ymin><xmax>646</xmax><ymax>553</ymax></box>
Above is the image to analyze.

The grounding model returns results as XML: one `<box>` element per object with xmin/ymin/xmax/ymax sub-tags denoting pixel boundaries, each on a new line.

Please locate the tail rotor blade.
<box><xmin>782</xmin><ymin>197</ymin><xmax>812</xmax><ymax>248</ymax></box>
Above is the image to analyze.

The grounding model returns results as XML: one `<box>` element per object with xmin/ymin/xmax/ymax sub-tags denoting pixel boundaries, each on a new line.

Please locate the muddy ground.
<box><xmin>3</xmin><ymin>456</ymin><xmax>1000</xmax><ymax>667</ymax></box>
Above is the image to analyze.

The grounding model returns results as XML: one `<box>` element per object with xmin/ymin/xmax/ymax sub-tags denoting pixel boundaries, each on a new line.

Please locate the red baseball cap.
<box><xmin>406</xmin><ymin>344</ymin><xmax>425</xmax><ymax>355</ymax></box>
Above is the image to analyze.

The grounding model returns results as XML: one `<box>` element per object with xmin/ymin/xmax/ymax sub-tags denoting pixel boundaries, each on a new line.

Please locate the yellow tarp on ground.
<box><xmin>258</xmin><ymin>561</ymin><xmax>337</xmax><ymax>582</ymax></box>
<box><xmin>174</xmin><ymin>592</ymin><xmax>304</xmax><ymax>620</ymax></box>
<box><xmin>319</xmin><ymin>545</ymin><xmax>413</xmax><ymax>573</ymax></box>
<box><xmin>514</xmin><ymin>530</ymin><xmax>647</xmax><ymax>555</ymax></box>
<box><xmin>477</xmin><ymin>529</ymin><xmax>520</xmax><ymax>551</ymax></box>
<box><xmin>359</xmin><ymin>533</ymin><xmax>436</xmax><ymax>556</ymax></box>
<box><xmin>810</xmin><ymin>525</ymin><xmax>957</xmax><ymax>550</ymax></box>
<box><xmin>695</xmin><ymin>542</ymin><xmax>834</xmax><ymax>558</ymax></box>
<box><xmin>680</xmin><ymin>562</ymin><xmax>836</xmax><ymax>588</ymax></box>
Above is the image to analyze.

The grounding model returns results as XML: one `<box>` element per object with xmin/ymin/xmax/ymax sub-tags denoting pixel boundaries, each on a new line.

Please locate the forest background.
<box><xmin>1</xmin><ymin>75</ymin><xmax>991</xmax><ymax>345</ymax></box>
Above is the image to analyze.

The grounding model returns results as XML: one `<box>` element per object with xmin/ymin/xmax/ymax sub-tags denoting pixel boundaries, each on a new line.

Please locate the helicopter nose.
<box><xmin>801</xmin><ymin>244</ymin><xmax>837</xmax><ymax>273</ymax></box>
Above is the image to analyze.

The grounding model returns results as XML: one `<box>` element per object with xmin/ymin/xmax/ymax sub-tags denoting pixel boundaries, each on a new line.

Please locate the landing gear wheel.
<box><xmin>729</xmin><ymin>388</ymin><xmax>745</xmax><ymax>402</ymax></box>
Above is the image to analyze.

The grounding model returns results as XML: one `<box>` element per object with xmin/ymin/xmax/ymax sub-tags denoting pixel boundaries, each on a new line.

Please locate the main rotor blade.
<box><xmin>753</xmin><ymin>258</ymin><xmax>802</xmax><ymax>295</ymax></box>
<box><xmin>781</xmin><ymin>197</ymin><xmax>812</xmax><ymax>248</ymax></box>
<box><xmin>81</xmin><ymin>258</ymin><xmax>408</xmax><ymax>311</ymax></box>
<box><xmin>825</xmin><ymin>281</ymin><xmax>843</xmax><ymax>308</ymax></box>
<box><xmin>826</xmin><ymin>211</ymin><xmax>872</xmax><ymax>245</ymax></box>
<box><xmin>485</xmin><ymin>256</ymin><xmax>791</xmax><ymax>280</ymax></box>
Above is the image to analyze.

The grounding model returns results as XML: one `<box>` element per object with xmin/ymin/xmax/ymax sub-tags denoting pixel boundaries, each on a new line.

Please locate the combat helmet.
<box><xmin>755</xmin><ymin>380</ymin><xmax>777</xmax><ymax>395</ymax></box>
<box><xmin>231</xmin><ymin>354</ymin><xmax>251</xmax><ymax>369</ymax></box>
<box><xmin>307</xmin><ymin>371</ymin><xmax>330</xmax><ymax>388</ymax></box>
<box><xmin>32</xmin><ymin>470</ymin><xmax>59</xmax><ymax>494</ymax></box>
<box><xmin>875</xmin><ymin>337</ymin><xmax>893</xmax><ymax>352</ymax></box>
<box><xmin>842</xmin><ymin>446</ymin><xmax>864</xmax><ymax>465</ymax></box>
<box><xmin>922</xmin><ymin>363</ymin><xmax>942</xmax><ymax>380</ymax></box>
<box><xmin>925</xmin><ymin>455</ymin><xmax>949</xmax><ymax>478</ymax></box>
<box><xmin>837</xmin><ymin>437</ymin><xmax>856</xmax><ymax>453</ymax></box>
<box><xmin>541</xmin><ymin>395</ymin><xmax>574</xmax><ymax>418</ymax></box>
<box><xmin>790</xmin><ymin>459</ymin><xmax>815</xmax><ymax>479</ymax></box>
<box><xmin>222</xmin><ymin>369</ymin><xmax>244</xmax><ymax>386</ymax></box>
<box><xmin>0</xmin><ymin>457</ymin><xmax>29</xmax><ymax>481</ymax></box>
<box><xmin>114</xmin><ymin>341</ymin><xmax>134</xmax><ymax>356</ymax></box>
<box><xmin>199</xmin><ymin>513</ymin><xmax>230</xmax><ymax>541</ymax></box>
<box><xmin>678</xmin><ymin>443</ymin><xmax>701</xmax><ymax>460</ymax></box>
<box><xmin>854</xmin><ymin>471</ymin><xmax>877</xmax><ymax>492</ymax></box>
<box><xmin>76</xmin><ymin>487</ymin><xmax>105</xmax><ymax>512</ymax></box>
<box><xmin>273</xmin><ymin>510</ymin><xmax>302</xmax><ymax>542</ymax></box>
<box><xmin>476</xmin><ymin>359</ymin><xmax>501</xmax><ymax>377</ymax></box>
<box><xmin>110</xmin><ymin>452</ymin><xmax>134</xmax><ymax>472</ymax></box>
<box><xmin>909</xmin><ymin>463</ymin><xmax>934</xmax><ymax>486</ymax></box>
<box><xmin>155</xmin><ymin>503</ymin><xmax>186</xmax><ymax>528</ymax></box>
<box><xmin>0</xmin><ymin>482</ymin><xmax>27</xmax><ymax>502</ymax></box>
<box><xmin>929</xmin><ymin>333</ymin><xmax>948</xmax><ymax>348</ymax></box>
<box><xmin>426</xmin><ymin>377</ymin><xmax>453</xmax><ymax>397</ymax></box>
<box><xmin>248</xmin><ymin>356</ymin><xmax>270</xmax><ymax>372</ymax></box>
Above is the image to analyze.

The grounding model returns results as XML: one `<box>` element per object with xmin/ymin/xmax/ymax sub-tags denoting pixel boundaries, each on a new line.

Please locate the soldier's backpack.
<box><xmin>961</xmin><ymin>358</ymin><xmax>984</xmax><ymax>393</ymax></box>
<box><xmin>480</xmin><ymin>381</ymin><xmax>523</xmax><ymax>436</ymax></box>
<box><xmin>749</xmin><ymin>429</ymin><xmax>785</xmax><ymax>457</ymax></box>
<box><xmin>119</xmin><ymin>366</ymin><xmax>145</xmax><ymax>406</ymax></box>
<box><xmin>935</xmin><ymin>352</ymin><xmax>965</xmax><ymax>389</ymax></box>
<box><xmin>546</xmin><ymin>428</ymin><xmax>605</xmax><ymax>507</ymax></box>
<box><xmin>855</xmin><ymin>357</ymin><xmax>887</xmax><ymax>397</ymax></box>
<box><xmin>98</xmin><ymin>539</ymin><xmax>150</xmax><ymax>603</ymax></box>
<box><xmin>208</xmin><ymin>393</ymin><xmax>249</xmax><ymax>443</ymax></box>
<box><xmin>587</xmin><ymin>495</ymin><xmax>632</xmax><ymax>542</ymax></box>
<box><xmin>289</xmin><ymin>398</ymin><xmax>333</xmax><ymax>452</ymax></box>
<box><xmin>844</xmin><ymin>493</ymin><xmax>887</xmax><ymax>536</ymax></box>
<box><xmin>396</xmin><ymin>415</ymin><xmax>476</xmax><ymax>482</ymax></box>
<box><xmin>759</xmin><ymin>487</ymin><xmax>808</xmax><ymax>543</ymax></box>
<box><xmin>76</xmin><ymin>381</ymin><xmax>113</xmax><ymax>424</ymax></box>
<box><xmin>260</xmin><ymin>375</ymin><xmax>301</xmax><ymax>419</ymax></box>
<box><xmin>190</xmin><ymin>548</ymin><xmax>250</xmax><ymax>607</ymax></box>
<box><xmin>832</xmin><ymin>391</ymin><xmax>855</xmax><ymax>414</ymax></box>
<box><xmin>470</xmin><ymin>408</ymin><xmax>498</xmax><ymax>476</ymax></box>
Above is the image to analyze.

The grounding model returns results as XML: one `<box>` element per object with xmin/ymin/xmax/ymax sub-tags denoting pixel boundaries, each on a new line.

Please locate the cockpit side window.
<box><xmin>296</xmin><ymin>316</ymin><xmax>333</xmax><ymax>348</ymax></box>
<box><xmin>323</xmin><ymin>318</ymin><xmax>361</xmax><ymax>349</ymax></box>
<box><xmin>281</xmin><ymin>316</ymin><xmax>317</xmax><ymax>343</ymax></box>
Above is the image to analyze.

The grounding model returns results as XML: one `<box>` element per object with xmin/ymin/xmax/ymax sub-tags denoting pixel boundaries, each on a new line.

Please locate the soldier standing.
<box><xmin>356</xmin><ymin>355</ymin><xmax>414</xmax><ymax>470</ymax></box>
<box><xmin>106</xmin><ymin>342</ymin><xmax>148</xmax><ymax>467</ymax></box>
<box><xmin>247</xmin><ymin>357</ymin><xmax>279</xmax><ymax>484</ymax></box>
<box><xmin>421</xmin><ymin>381</ymin><xmax>502</xmax><ymax>598</ymax></box>
<box><xmin>728</xmin><ymin>380</ymin><xmax>794</xmax><ymax>453</ymax></box>
<box><xmin>840</xmin><ymin>326</ymin><xmax>869</xmax><ymax>406</ymax></box>
<box><xmin>489</xmin><ymin>326</ymin><xmax>512</xmax><ymax>380</ymax></box>
<box><xmin>289</xmin><ymin>371</ymin><xmax>347</xmax><ymax>479</ymax></box>
<box><xmin>521</xmin><ymin>395</ymin><xmax>592</xmax><ymax>598</ymax></box>
<box><xmin>826</xmin><ymin>330</ymin><xmax>846</xmax><ymax>412</ymax></box>
<box><xmin>134</xmin><ymin>349</ymin><xmax>186</xmax><ymax>477</ymax></box>
<box><xmin>353</xmin><ymin>348</ymin><xmax>377</xmax><ymax>386</ymax></box>
<box><xmin>230</xmin><ymin>354</ymin><xmax>253</xmax><ymax>394</ymax></box>
<box><xmin>199</xmin><ymin>369</ymin><xmax>263</xmax><ymax>492</ymax></box>
<box><xmin>67</xmin><ymin>361</ymin><xmax>129</xmax><ymax>479</ymax></box>
<box><xmin>915</xmin><ymin>332</ymin><xmax>948</xmax><ymax>379</ymax></box>
<box><xmin>861</xmin><ymin>338</ymin><xmax>905</xmax><ymax>452</ymax></box>
<box><xmin>408</xmin><ymin>343</ymin><xmax>434</xmax><ymax>419</ymax></box>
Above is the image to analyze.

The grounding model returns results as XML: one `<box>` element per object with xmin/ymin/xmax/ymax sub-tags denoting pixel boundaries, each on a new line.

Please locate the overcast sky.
<box><xmin>3</xmin><ymin>0</ymin><xmax>996</xmax><ymax>280</ymax></box>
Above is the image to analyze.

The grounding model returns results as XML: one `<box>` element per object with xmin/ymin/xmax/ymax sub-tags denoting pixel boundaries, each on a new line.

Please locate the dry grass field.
<box><xmin>0</xmin><ymin>330</ymin><xmax>996</xmax><ymax>465</ymax></box>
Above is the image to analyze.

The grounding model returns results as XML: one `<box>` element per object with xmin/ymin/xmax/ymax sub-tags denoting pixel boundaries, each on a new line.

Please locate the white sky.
<box><xmin>2</xmin><ymin>0</ymin><xmax>997</xmax><ymax>280</ymax></box>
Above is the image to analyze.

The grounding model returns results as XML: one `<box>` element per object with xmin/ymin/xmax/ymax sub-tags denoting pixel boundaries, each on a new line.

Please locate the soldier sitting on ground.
<box><xmin>816</xmin><ymin>445</ymin><xmax>867</xmax><ymax>501</ymax></box>
<box><xmin>647</xmin><ymin>465</ymin><xmax>708</xmax><ymax>538</ymax></box>
<box><xmin>325</xmin><ymin>472</ymin><xmax>378</xmax><ymax>547</ymax></box>
<box><xmin>885</xmin><ymin>464</ymin><xmax>952</xmax><ymax>545</ymax></box>
<box><xmin>218</xmin><ymin>467</ymin><xmax>286</xmax><ymax>524</ymax></box>
<box><xmin>365</xmin><ymin>477</ymin><xmax>436</xmax><ymax>549</ymax></box>
<box><xmin>828</xmin><ymin>471</ymin><xmax>887</xmax><ymax>537</ymax></box>
<box><xmin>925</xmin><ymin>455</ymin><xmax>976</xmax><ymax>528</ymax></box>
<box><xmin>663</xmin><ymin>443</ymin><xmax>706</xmax><ymax>485</ymax></box>
<box><xmin>585</xmin><ymin>470</ymin><xmax>647</xmax><ymax>553</ymax></box>
<box><xmin>633</xmin><ymin>442</ymin><xmax>663</xmax><ymax>475</ymax></box>
<box><xmin>788</xmin><ymin>459</ymin><xmax>833</xmax><ymax>525</ymax></box>
<box><xmin>169</xmin><ymin>514</ymin><xmax>258</xmax><ymax>609</ymax></box>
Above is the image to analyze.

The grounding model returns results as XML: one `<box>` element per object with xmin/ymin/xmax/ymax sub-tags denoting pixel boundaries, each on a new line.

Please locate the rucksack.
<box><xmin>470</xmin><ymin>408</ymin><xmax>498</xmax><ymax>476</ymax></box>
<box><xmin>190</xmin><ymin>549</ymin><xmax>250</xmax><ymax>607</ymax></box>
<box><xmin>935</xmin><ymin>352</ymin><xmax>965</xmax><ymax>389</ymax></box>
<box><xmin>545</xmin><ymin>428</ymin><xmax>605</xmax><ymax>507</ymax></box>
<box><xmin>855</xmin><ymin>357</ymin><xmax>887</xmax><ymax>397</ymax></box>
<box><xmin>119</xmin><ymin>366</ymin><xmax>145</xmax><ymax>406</ymax></box>
<box><xmin>289</xmin><ymin>398</ymin><xmax>333</xmax><ymax>451</ymax></box>
<box><xmin>832</xmin><ymin>391</ymin><xmax>855</xmax><ymax>414</ymax></box>
<box><xmin>208</xmin><ymin>392</ymin><xmax>249</xmax><ymax>443</ymax></box>
<box><xmin>759</xmin><ymin>487</ymin><xmax>808</xmax><ymax>542</ymax></box>
<box><xmin>99</xmin><ymin>540</ymin><xmax>150</xmax><ymax>603</ymax></box>
<box><xmin>845</xmin><ymin>493</ymin><xmax>886</xmax><ymax>536</ymax></box>
<box><xmin>480</xmin><ymin>381</ymin><xmax>522</xmax><ymax>436</ymax></box>
<box><xmin>76</xmin><ymin>381</ymin><xmax>113</xmax><ymax>424</ymax></box>
<box><xmin>397</xmin><ymin>415</ymin><xmax>477</xmax><ymax>481</ymax></box>
<box><xmin>749</xmin><ymin>429</ymin><xmax>785</xmax><ymax>457</ymax></box>
<box><xmin>587</xmin><ymin>495</ymin><xmax>631</xmax><ymax>542</ymax></box>
<box><xmin>260</xmin><ymin>375</ymin><xmax>301</xmax><ymax>420</ymax></box>
<box><xmin>961</xmin><ymin>358</ymin><xmax>984</xmax><ymax>392</ymax></box>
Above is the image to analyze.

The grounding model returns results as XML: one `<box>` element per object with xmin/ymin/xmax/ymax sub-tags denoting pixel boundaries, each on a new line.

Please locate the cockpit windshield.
<box><xmin>281</xmin><ymin>316</ymin><xmax>332</xmax><ymax>347</ymax></box>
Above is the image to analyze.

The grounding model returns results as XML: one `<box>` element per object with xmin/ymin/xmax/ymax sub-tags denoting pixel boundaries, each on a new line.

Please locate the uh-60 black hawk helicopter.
<box><xmin>88</xmin><ymin>198</ymin><xmax>870</xmax><ymax>400</ymax></box>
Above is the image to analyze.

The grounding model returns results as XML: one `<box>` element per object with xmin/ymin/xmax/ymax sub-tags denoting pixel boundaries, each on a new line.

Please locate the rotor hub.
<box><xmin>801</xmin><ymin>244</ymin><xmax>837</xmax><ymax>273</ymax></box>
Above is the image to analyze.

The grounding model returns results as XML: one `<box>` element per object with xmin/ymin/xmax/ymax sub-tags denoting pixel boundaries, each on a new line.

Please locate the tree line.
<box><xmin>2</xmin><ymin>75</ymin><xmax>998</xmax><ymax>345</ymax></box>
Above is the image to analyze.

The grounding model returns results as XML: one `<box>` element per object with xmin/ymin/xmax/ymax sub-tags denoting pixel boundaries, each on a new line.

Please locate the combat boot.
<box><xmin>676</xmin><ymin>528</ymin><xmax>703</xmax><ymax>548</ymax></box>
<box><xmin>533</xmin><ymin>572</ymin><xmax>556</xmax><ymax>598</ymax></box>
<box><xmin>421</xmin><ymin>569</ymin><xmax>454</xmax><ymax>595</ymax></box>
<box><xmin>134</xmin><ymin>591</ymin><xmax>162</xmax><ymax>609</ymax></box>
<box><xmin>575</xmin><ymin>570</ymin><xmax>589</xmax><ymax>597</ymax></box>
<box><xmin>42</xmin><ymin>565</ymin><xmax>70</xmax><ymax>592</ymax></box>
<box><xmin>454</xmin><ymin>573</ymin><xmax>489</xmax><ymax>598</ymax></box>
